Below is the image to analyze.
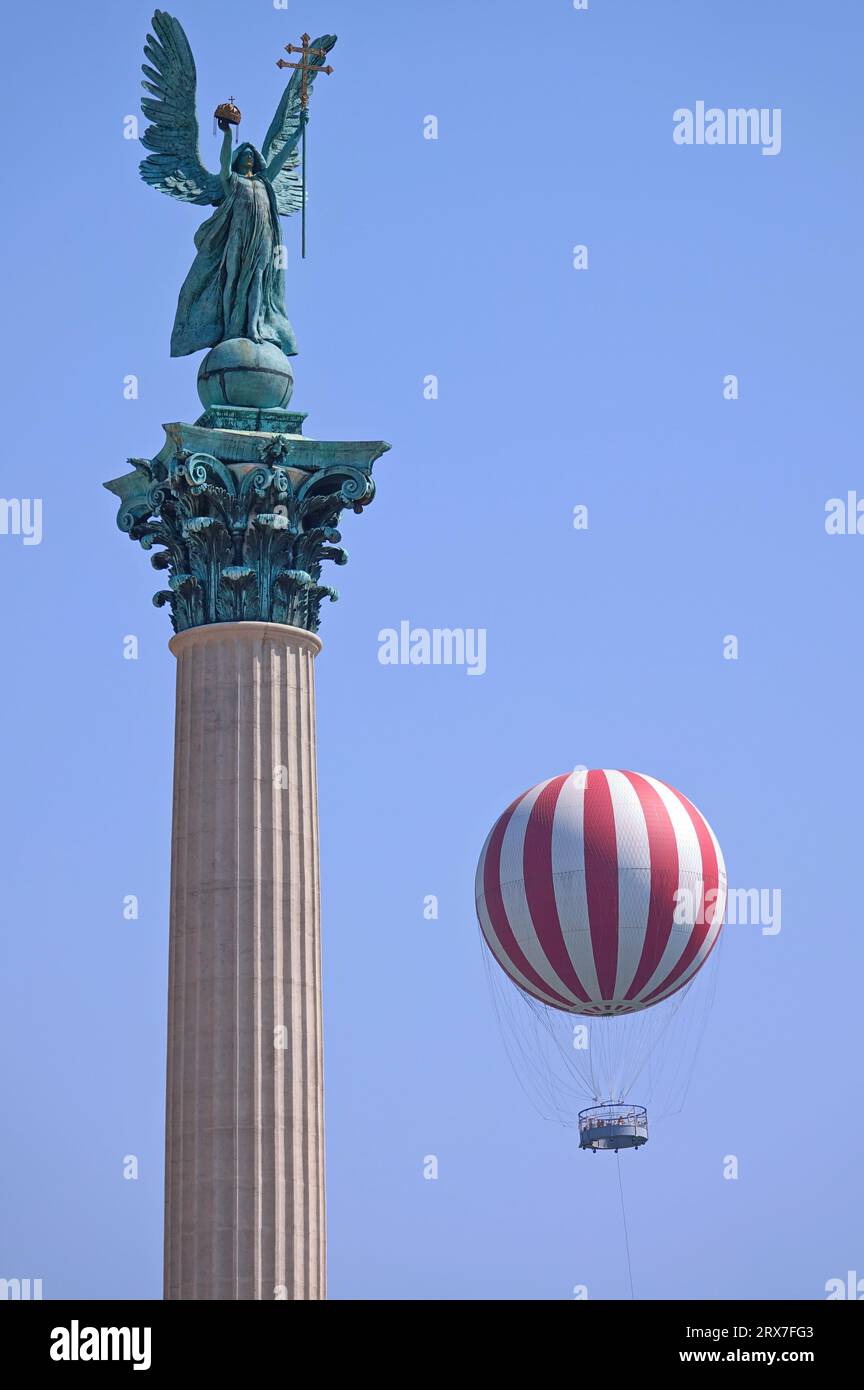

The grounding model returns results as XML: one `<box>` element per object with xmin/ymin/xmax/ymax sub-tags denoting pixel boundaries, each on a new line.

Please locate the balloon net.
<box><xmin>479</xmin><ymin>926</ymin><xmax>722</xmax><ymax>1127</ymax></box>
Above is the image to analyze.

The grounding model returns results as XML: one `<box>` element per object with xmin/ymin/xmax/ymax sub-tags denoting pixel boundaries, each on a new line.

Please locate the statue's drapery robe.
<box><xmin>171</xmin><ymin>172</ymin><xmax>297</xmax><ymax>358</ymax></box>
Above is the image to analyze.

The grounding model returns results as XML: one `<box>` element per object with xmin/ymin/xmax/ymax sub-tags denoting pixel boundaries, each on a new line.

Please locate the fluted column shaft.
<box><xmin>164</xmin><ymin>622</ymin><xmax>325</xmax><ymax>1300</ymax></box>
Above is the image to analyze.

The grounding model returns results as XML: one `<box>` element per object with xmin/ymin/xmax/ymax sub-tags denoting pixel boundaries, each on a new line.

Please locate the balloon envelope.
<box><xmin>475</xmin><ymin>769</ymin><xmax>726</xmax><ymax>1016</ymax></box>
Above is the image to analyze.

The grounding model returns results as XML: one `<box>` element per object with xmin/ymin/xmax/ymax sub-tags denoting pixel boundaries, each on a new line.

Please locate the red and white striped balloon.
<box><xmin>475</xmin><ymin>770</ymin><xmax>726</xmax><ymax>1016</ymax></box>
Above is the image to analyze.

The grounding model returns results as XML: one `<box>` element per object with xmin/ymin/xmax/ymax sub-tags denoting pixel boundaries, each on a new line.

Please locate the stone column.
<box><xmin>106</xmin><ymin>398</ymin><xmax>388</xmax><ymax>1300</ymax></box>
<box><xmin>163</xmin><ymin>621</ymin><xmax>325</xmax><ymax>1301</ymax></box>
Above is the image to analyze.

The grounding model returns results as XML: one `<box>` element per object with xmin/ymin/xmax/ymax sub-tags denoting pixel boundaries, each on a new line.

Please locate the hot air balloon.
<box><xmin>475</xmin><ymin>768</ymin><xmax>726</xmax><ymax>1152</ymax></box>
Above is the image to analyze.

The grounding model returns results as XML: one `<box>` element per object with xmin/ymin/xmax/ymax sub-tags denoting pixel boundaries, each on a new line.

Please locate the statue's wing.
<box><xmin>262</xmin><ymin>33</ymin><xmax>337</xmax><ymax>216</ymax></box>
<box><xmin>139</xmin><ymin>10</ymin><xmax>223</xmax><ymax>206</ymax></box>
<box><xmin>270</xmin><ymin>162</ymin><xmax>304</xmax><ymax>217</ymax></box>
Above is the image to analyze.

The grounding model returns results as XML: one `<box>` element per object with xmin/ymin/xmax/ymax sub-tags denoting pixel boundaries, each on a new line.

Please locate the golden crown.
<box><xmin>213</xmin><ymin>100</ymin><xmax>241</xmax><ymax>126</ymax></box>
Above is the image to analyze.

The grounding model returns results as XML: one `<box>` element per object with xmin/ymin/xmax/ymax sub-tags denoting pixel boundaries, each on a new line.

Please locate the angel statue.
<box><xmin>139</xmin><ymin>10</ymin><xmax>335</xmax><ymax>362</ymax></box>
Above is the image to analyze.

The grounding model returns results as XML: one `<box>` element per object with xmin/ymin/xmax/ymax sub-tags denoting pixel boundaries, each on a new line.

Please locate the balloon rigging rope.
<box><xmin>618</xmin><ymin>983</ymin><xmax>693</xmax><ymax>1098</ymax></box>
<box><xmin>616</xmin><ymin>1151</ymin><xmax>636</xmax><ymax>1300</ymax></box>
<box><xmin>652</xmin><ymin>935</ymin><xmax>724</xmax><ymax>1120</ymax></box>
<box><xmin>477</xmin><ymin>917</ymin><xmax>724</xmax><ymax>1124</ymax></box>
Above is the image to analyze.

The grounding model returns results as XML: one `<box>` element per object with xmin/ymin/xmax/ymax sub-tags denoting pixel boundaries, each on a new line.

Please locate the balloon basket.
<box><xmin>579</xmin><ymin>1103</ymin><xmax>648</xmax><ymax>1152</ymax></box>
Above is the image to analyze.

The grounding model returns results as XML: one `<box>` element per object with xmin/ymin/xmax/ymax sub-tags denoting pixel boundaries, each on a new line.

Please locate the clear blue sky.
<box><xmin>1</xmin><ymin>0</ymin><xmax>862</xmax><ymax>1300</ymax></box>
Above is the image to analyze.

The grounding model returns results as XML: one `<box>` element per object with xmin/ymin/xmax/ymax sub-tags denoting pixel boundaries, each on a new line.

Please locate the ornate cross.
<box><xmin>277</xmin><ymin>33</ymin><xmax>334</xmax><ymax>109</ymax></box>
<box><xmin>276</xmin><ymin>33</ymin><xmax>334</xmax><ymax>258</ymax></box>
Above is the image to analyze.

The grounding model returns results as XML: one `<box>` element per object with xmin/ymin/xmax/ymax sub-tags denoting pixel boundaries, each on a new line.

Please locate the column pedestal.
<box><xmin>164</xmin><ymin>621</ymin><xmax>325</xmax><ymax>1301</ymax></box>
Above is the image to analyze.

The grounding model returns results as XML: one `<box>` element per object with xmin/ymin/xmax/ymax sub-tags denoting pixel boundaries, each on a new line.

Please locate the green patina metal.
<box><xmin>138</xmin><ymin>11</ymin><xmax>334</xmax><ymax>360</ymax></box>
<box><xmin>196</xmin><ymin>405</ymin><xmax>307</xmax><ymax>434</ymax></box>
<box><xmin>105</xmin><ymin>420</ymin><xmax>389</xmax><ymax>634</ymax></box>
<box><xmin>107</xmin><ymin>12</ymin><xmax>389</xmax><ymax>635</ymax></box>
